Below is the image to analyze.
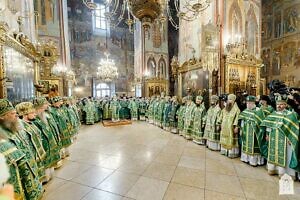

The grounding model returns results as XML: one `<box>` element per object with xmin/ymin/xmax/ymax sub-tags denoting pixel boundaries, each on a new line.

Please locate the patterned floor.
<box><xmin>42</xmin><ymin>121</ymin><xmax>300</xmax><ymax>200</ymax></box>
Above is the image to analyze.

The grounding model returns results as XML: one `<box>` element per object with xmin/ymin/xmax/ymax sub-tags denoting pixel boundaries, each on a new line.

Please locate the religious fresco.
<box><xmin>272</xmin><ymin>49</ymin><xmax>281</xmax><ymax>76</ymax></box>
<box><xmin>261</xmin><ymin>0</ymin><xmax>272</xmax><ymax>40</ymax></box>
<box><xmin>274</xmin><ymin>11</ymin><xmax>282</xmax><ymax>38</ymax></box>
<box><xmin>67</xmin><ymin>0</ymin><xmax>134</xmax><ymax>95</ymax></box>
<box><xmin>262</xmin><ymin>0</ymin><xmax>300</xmax><ymax>87</ymax></box>
<box><xmin>181</xmin><ymin>69</ymin><xmax>209</xmax><ymax>97</ymax></box>
<box><xmin>284</xmin><ymin>5</ymin><xmax>300</xmax><ymax>34</ymax></box>
<box><xmin>246</xmin><ymin>5</ymin><xmax>258</xmax><ymax>56</ymax></box>
<box><xmin>282</xmin><ymin>42</ymin><xmax>296</xmax><ymax>68</ymax></box>
<box><xmin>261</xmin><ymin>49</ymin><xmax>270</xmax><ymax>76</ymax></box>
<box><xmin>34</xmin><ymin>0</ymin><xmax>60</xmax><ymax>37</ymax></box>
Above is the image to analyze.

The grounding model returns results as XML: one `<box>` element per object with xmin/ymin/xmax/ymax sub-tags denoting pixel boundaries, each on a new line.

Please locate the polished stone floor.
<box><xmin>43</xmin><ymin>121</ymin><xmax>300</xmax><ymax>200</ymax></box>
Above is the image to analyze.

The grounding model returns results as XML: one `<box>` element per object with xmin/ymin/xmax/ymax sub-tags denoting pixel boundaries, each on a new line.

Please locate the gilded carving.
<box><xmin>0</xmin><ymin>22</ymin><xmax>43</xmax><ymax>98</ymax></box>
<box><xmin>224</xmin><ymin>55</ymin><xmax>261</xmax><ymax>96</ymax></box>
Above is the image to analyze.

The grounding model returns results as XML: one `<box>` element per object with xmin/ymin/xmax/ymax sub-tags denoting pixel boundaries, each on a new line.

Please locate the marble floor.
<box><xmin>42</xmin><ymin>121</ymin><xmax>300</xmax><ymax>200</ymax></box>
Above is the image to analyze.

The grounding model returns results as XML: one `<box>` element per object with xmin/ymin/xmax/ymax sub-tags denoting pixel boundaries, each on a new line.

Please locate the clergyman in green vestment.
<box><xmin>169</xmin><ymin>96</ymin><xmax>180</xmax><ymax>134</ymax></box>
<box><xmin>260</xmin><ymin>94</ymin><xmax>300</xmax><ymax>178</ymax></box>
<box><xmin>217</xmin><ymin>94</ymin><xmax>241</xmax><ymax>158</ymax></box>
<box><xmin>15</xmin><ymin>102</ymin><xmax>47</xmax><ymax>183</ymax></box>
<box><xmin>177</xmin><ymin>97</ymin><xmax>187</xmax><ymax>136</ymax></box>
<box><xmin>32</xmin><ymin>97</ymin><xmax>61</xmax><ymax>181</ymax></box>
<box><xmin>162</xmin><ymin>96</ymin><xmax>172</xmax><ymax>131</ymax></box>
<box><xmin>238</xmin><ymin>96</ymin><xmax>264</xmax><ymax>166</ymax></box>
<box><xmin>203</xmin><ymin>95</ymin><xmax>221</xmax><ymax>151</ymax></box>
<box><xmin>82</xmin><ymin>99</ymin><xmax>95</xmax><ymax>125</ymax></box>
<box><xmin>49</xmin><ymin>97</ymin><xmax>72</xmax><ymax>158</ymax></box>
<box><xmin>191</xmin><ymin>96</ymin><xmax>206</xmax><ymax>145</ymax></box>
<box><xmin>111</xmin><ymin>96</ymin><xmax>121</xmax><ymax>122</ymax></box>
<box><xmin>0</xmin><ymin>99</ymin><xmax>44</xmax><ymax>200</ymax></box>
<box><xmin>183</xmin><ymin>96</ymin><xmax>196</xmax><ymax>140</ymax></box>
<box><xmin>129</xmin><ymin>98</ymin><xmax>138</xmax><ymax>120</ymax></box>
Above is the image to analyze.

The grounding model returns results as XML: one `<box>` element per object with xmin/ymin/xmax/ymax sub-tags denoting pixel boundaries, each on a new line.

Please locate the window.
<box><xmin>94</xmin><ymin>4</ymin><xmax>106</xmax><ymax>30</ymax></box>
<box><xmin>96</xmin><ymin>83</ymin><xmax>110</xmax><ymax>97</ymax></box>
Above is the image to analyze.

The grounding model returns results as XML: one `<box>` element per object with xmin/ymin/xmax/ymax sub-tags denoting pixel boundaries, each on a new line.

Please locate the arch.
<box><xmin>158</xmin><ymin>56</ymin><xmax>166</xmax><ymax>78</ymax></box>
<box><xmin>147</xmin><ymin>57</ymin><xmax>156</xmax><ymax>77</ymax></box>
<box><xmin>228</xmin><ymin>1</ymin><xmax>243</xmax><ymax>40</ymax></box>
<box><xmin>246</xmin><ymin>4</ymin><xmax>258</xmax><ymax>56</ymax></box>
<box><xmin>96</xmin><ymin>83</ymin><xmax>109</xmax><ymax>89</ymax></box>
<box><xmin>96</xmin><ymin>82</ymin><xmax>110</xmax><ymax>97</ymax></box>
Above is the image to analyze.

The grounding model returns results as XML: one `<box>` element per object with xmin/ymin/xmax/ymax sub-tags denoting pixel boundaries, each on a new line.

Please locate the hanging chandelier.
<box><xmin>97</xmin><ymin>52</ymin><xmax>118</xmax><ymax>82</ymax></box>
<box><xmin>178</xmin><ymin>0</ymin><xmax>211</xmax><ymax>22</ymax></box>
<box><xmin>82</xmin><ymin>0</ymin><xmax>211</xmax><ymax>30</ymax></box>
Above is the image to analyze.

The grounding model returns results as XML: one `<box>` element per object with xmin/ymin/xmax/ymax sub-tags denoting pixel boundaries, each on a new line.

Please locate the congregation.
<box><xmin>0</xmin><ymin>90</ymin><xmax>300</xmax><ymax>200</ymax></box>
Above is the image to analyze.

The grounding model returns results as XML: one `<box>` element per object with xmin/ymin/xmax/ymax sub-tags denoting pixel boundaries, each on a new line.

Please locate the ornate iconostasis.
<box><xmin>0</xmin><ymin>23</ymin><xmax>40</xmax><ymax>103</ymax></box>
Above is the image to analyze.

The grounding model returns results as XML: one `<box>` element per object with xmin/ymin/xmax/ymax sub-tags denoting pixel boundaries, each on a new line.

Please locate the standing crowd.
<box><xmin>0</xmin><ymin>97</ymin><xmax>80</xmax><ymax>200</ymax></box>
<box><xmin>0</xmin><ymin>91</ymin><xmax>300</xmax><ymax>199</ymax></box>
<box><xmin>80</xmin><ymin>92</ymin><xmax>300</xmax><ymax>181</ymax></box>
<box><xmin>145</xmin><ymin>93</ymin><xmax>300</xmax><ymax>180</ymax></box>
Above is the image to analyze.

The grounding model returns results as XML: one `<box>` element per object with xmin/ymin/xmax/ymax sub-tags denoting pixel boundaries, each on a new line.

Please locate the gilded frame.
<box><xmin>0</xmin><ymin>22</ymin><xmax>41</xmax><ymax>98</ymax></box>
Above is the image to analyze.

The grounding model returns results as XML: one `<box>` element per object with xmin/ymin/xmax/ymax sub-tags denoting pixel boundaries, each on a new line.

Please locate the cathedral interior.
<box><xmin>0</xmin><ymin>0</ymin><xmax>300</xmax><ymax>200</ymax></box>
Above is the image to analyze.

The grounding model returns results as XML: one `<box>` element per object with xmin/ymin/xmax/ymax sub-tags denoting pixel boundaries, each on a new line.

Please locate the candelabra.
<box><xmin>225</xmin><ymin>35</ymin><xmax>248</xmax><ymax>58</ymax></box>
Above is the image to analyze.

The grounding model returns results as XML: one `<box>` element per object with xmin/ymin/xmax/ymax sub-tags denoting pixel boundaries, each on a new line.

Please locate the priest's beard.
<box><xmin>225</xmin><ymin>102</ymin><xmax>233</xmax><ymax>112</ymax></box>
<box><xmin>0</xmin><ymin>119</ymin><xmax>22</xmax><ymax>133</ymax></box>
<box><xmin>38</xmin><ymin>112</ymin><xmax>48</xmax><ymax>124</ymax></box>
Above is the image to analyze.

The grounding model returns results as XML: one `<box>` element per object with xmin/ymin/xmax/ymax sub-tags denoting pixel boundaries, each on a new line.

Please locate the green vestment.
<box><xmin>119</xmin><ymin>100</ymin><xmax>130</xmax><ymax>120</ymax></box>
<box><xmin>0</xmin><ymin>127</ymin><xmax>44</xmax><ymax>200</ymax></box>
<box><xmin>259</xmin><ymin>110</ymin><xmax>300</xmax><ymax>170</ymax></box>
<box><xmin>111</xmin><ymin>99</ymin><xmax>121</xmax><ymax>121</ymax></box>
<box><xmin>218</xmin><ymin>103</ymin><xmax>240</xmax><ymax>150</ymax></box>
<box><xmin>238</xmin><ymin>108</ymin><xmax>264</xmax><ymax>156</ymax></box>
<box><xmin>203</xmin><ymin>105</ymin><xmax>221</xmax><ymax>143</ymax></box>
<box><xmin>169</xmin><ymin>101</ymin><xmax>179</xmax><ymax>129</ymax></box>
<box><xmin>33</xmin><ymin>117</ymin><xmax>61</xmax><ymax>168</ymax></box>
<box><xmin>176</xmin><ymin>105</ymin><xmax>186</xmax><ymax>131</ymax></box>
<box><xmin>0</xmin><ymin>139</ymin><xmax>25</xmax><ymax>200</ymax></box>
<box><xmin>129</xmin><ymin>100</ymin><xmax>138</xmax><ymax>119</ymax></box>
<box><xmin>45</xmin><ymin>110</ymin><xmax>61</xmax><ymax>148</ymax></box>
<box><xmin>157</xmin><ymin>99</ymin><xmax>166</xmax><ymax>125</ymax></box>
<box><xmin>49</xmin><ymin>107</ymin><xmax>72</xmax><ymax>147</ymax></box>
<box><xmin>191</xmin><ymin>103</ymin><xmax>206</xmax><ymax>142</ymax></box>
<box><xmin>183</xmin><ymin>102</ymin><xmax>196</xmax><ymax>137</ymax></box>
<box><xmin>83</xmin><ymin>101</ymin><xmax>95</xmax><ymax>124</ymax></box>
<box><xmin>21</xmin><ymin>121</ymin><xmax>46</xmax><ymax>181</ymax></box>
<box><xmin>138</xmin><ymin>100</ymin><xmax>147</xmax><ymax>120</ymax></box>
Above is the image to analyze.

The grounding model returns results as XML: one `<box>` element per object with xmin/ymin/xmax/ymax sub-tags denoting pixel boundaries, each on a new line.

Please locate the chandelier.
<box><xmin>51</xmin><ymin>64</ymin><xmax>76</xmax><ymax>78</ymax></box>
<box><xmin>82</xmin><ymin>0</ymin><xmax>211</xmax><ymax>30</ymax></box>
<box><xmin>97</xmin><ymin>52</ymin><xmax>118</xmax><ymax>82</ymax></box>
<box><xmin>178</xmin><ymin>0</ymin><xmax>211</xmax><ymax>22</ymax></box>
